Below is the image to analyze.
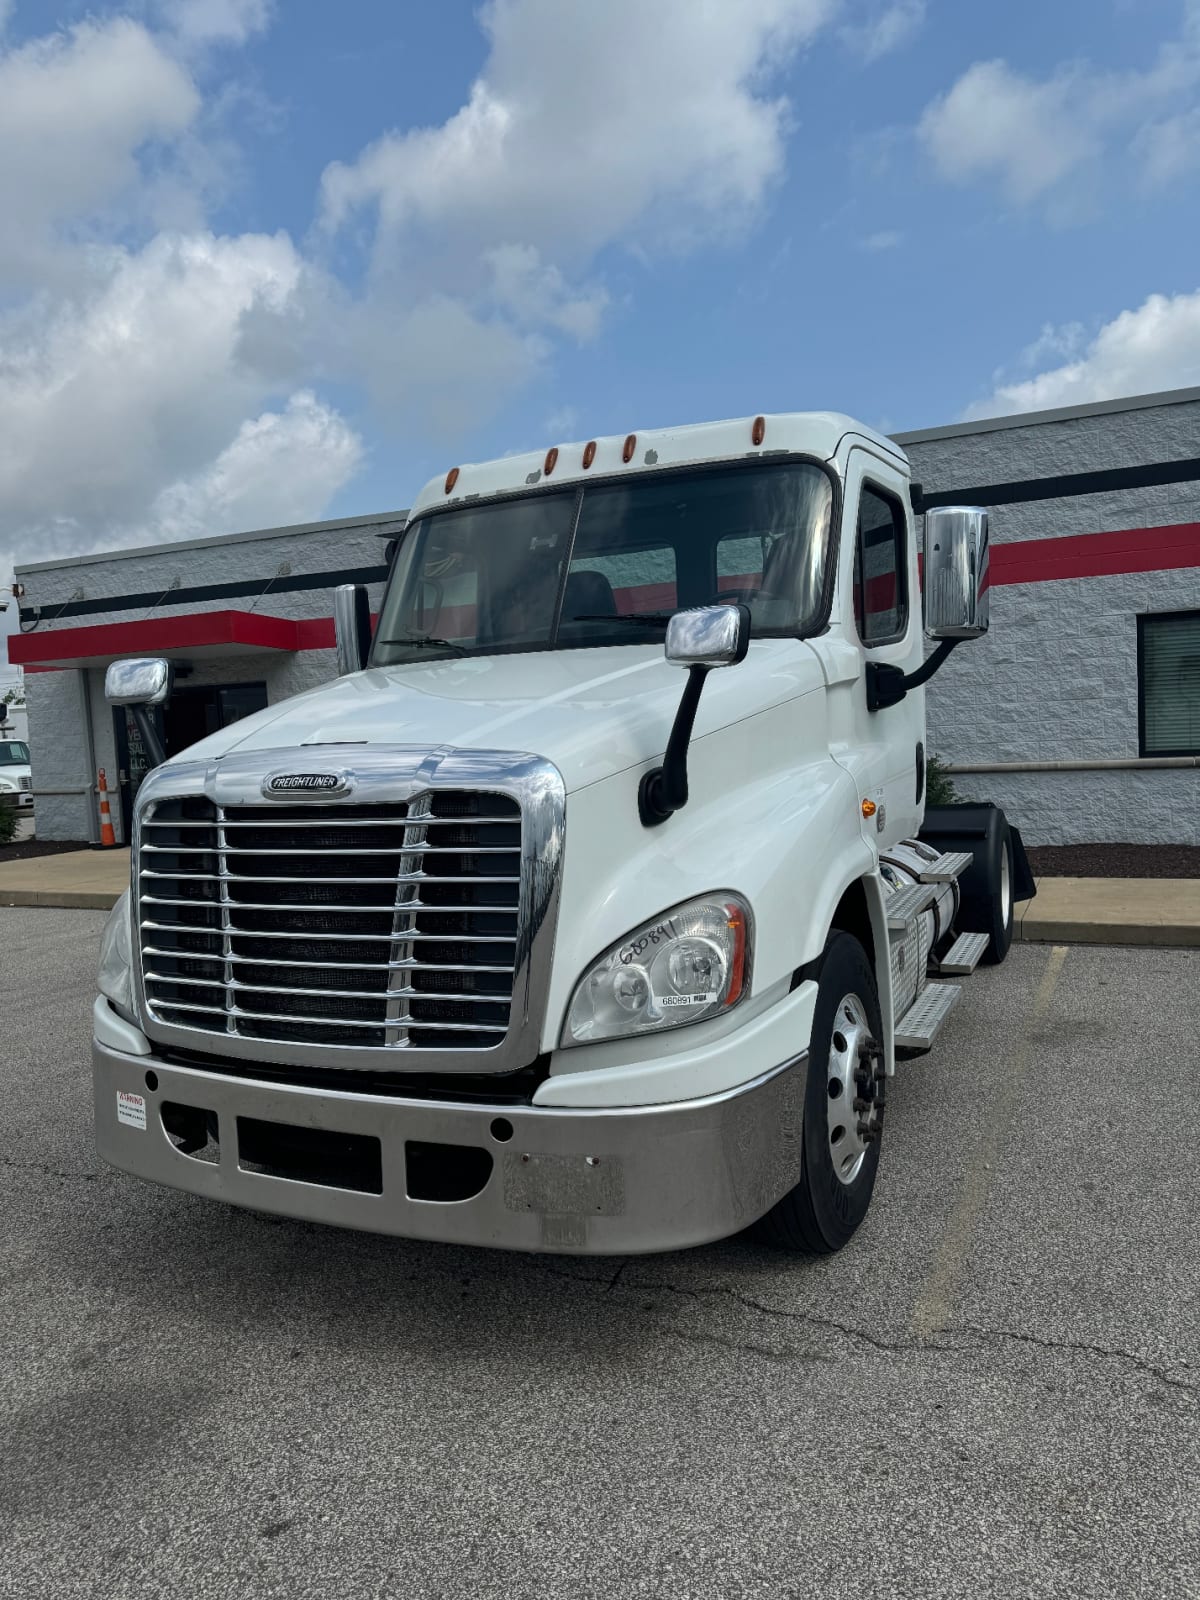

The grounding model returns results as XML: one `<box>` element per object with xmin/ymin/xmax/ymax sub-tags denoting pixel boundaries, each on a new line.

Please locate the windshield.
<box><xmin>0</xmin><ymin>740</ymin><xmax>29</xmax><ymax>765</ymax></box>
<box><xmin>371</xmin><ymin>462</ymin><xmax>834</xmax><ymax>666</ymax></box>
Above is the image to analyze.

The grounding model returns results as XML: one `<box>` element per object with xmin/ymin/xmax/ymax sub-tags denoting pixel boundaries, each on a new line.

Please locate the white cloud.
<box><xmin>0</xmin><ymin>1</ymin><xmax>14</xmax><ymax>37</ymax></box>
<box><xmin>966</xmin><ymin>288</ymin><xmax>1200</xmax><ymax>417</ymax></box>
<box><xmin>0</xmin><ymin>231</ymin><xmax>362</xmax><ymax>558</ymax></box>
<box><xmin>484</xmin><ymin>244</ymin><xmax>608</xmax><ymax>341</ymax></box>
<box><xmin>918</xmin><ymin>60</ymin><xmax>1098</xmax><ymax>204</ymax></box>
<box><xmin>919</xmin><ymin>7</ymin><xmax>1200</xmax><ymax>206</ymax></box>
<box><xmin>321</xmin><ymin>0</ymin><xmax>836</xmax><ymax>265</ymax></box>
<box><xmin>316</xmin><ymin>0</ymin><xmax>839</xmax><ymax>425</ymax></box>
<box><xmin>158</xmin><ymin>0</ymin><xmax>273</xmax><ymax>48</ymax></box>
<box><xmin>842</xmin><ymin>0</ymin><xmax>925</xmax><ymax>63</ymax></box>
<box><xmin>143</xmin><ymin>390</ymin><xmax>361</xmax><ymax>541</ymax></box>
<box><xmin>0</xmin><ymin>0</ymin><xmax>859</xmax><ymax>574</ymax></box>
<box><xmin>1135</xmin><ymin>106</ymin><xmax>1200</xmax><ymax>185</ymax></box>
<box><xmin>0</xmin><ymin>19</ymin><xmax>200</xmax><ymax>281</ymax></box>
<box><xmin>862</xmin><ymin>228</ymin><xmax>901</xmax><ymax>250</ymax></box>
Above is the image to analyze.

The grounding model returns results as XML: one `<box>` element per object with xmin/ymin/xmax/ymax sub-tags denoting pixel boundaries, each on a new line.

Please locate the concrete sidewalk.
<box><xmin>0</xmin><ymin>847</ymin><xmax>130</xmax><ymax>909</ymax></box>
<box><xmin>0</xmin><ymin>845</ymin><xmax>1198</xmax><ymax>945</ymax></box>
<box><xmin>1016</xmin><ymin>875</ymin><xmax>1200</xmax><ymax>947</ymax></box>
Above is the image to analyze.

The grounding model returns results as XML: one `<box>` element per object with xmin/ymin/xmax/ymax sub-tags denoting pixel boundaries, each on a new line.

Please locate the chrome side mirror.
<box><xmin>334</xmin><ymin>583</ymin><xmax>372</xmax><ymax>675</ymax></box>
<box><xmin>104</xmin><ymin>657</ymin><xmax>173</xmax><ymax>706</ymax></box>
<box><xmin>924</xmin><ymin>507</ymin><xmax>989</xmax><ymax>640</ymax></box>
<box><xmin>664</xmin><ymin>604</ymin><xmax>751</xmax><ymax>669</ymax></box>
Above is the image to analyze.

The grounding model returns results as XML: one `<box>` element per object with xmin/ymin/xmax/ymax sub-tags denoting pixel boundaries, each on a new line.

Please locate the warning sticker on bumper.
<box><xmin>116</xmin><ymin>1091</ymin><xmax>146</xmax><ymax>1131</ymax></box>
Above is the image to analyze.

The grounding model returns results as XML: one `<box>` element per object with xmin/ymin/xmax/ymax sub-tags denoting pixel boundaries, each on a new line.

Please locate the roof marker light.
<box><xmin>582</xmin><ymin>440</ymin><xmax>597</xmax><ymax>469</ymax></box>
<box><xmin>622</xmin><ymin>434</ymin><xmax>636</xmax><ymax>463</ymax></box>
<box><xmin>544</xmin><ymin>446</ymin><xmax>559</xmax><ymax>476</ymax></box>
<box><xmin>444</xmin><ymin>467</ymin><xmax>460</xmax><ymax>495</ymax></box>
<box><xmin>752</xmin><ymin>415</ymin><xmax>766</xmax><ymax>446</ymax></box>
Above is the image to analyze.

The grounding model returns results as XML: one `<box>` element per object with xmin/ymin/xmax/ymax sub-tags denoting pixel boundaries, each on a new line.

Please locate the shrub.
<box><xmin>925</xmin><ymin>752</ymin><xmax>959</xmax><ymax>807</ymax></box>
<box><xmin>0</xmin><ymin>801</ymin><xmax>17</xmax><ymax>846</ymax></box>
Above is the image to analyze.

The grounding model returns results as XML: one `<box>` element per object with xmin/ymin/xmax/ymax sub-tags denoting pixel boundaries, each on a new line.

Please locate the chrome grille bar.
<box><xmin>136</xmin><ymin>789</ymin><xmax>522</xmax><ymax>1055</ymax></box>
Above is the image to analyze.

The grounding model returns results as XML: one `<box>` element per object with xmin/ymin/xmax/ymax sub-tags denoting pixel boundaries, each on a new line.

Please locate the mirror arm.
<box><xmin>130</xmin><ymin>703</ymin><xmax>168</xmax><ymax>769</ymax></box>
<box><xmin>639</xmin><ymin>665</ymin><xmax>710</xmax><ymax>827</ymax></box>
<box><xmin>866</xmin><ymin>638</ymin><xmax>959</xmax><ymax>713</ymax></box>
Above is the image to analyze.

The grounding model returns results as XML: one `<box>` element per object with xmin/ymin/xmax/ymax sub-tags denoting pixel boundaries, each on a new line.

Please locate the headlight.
<box><xmin>563</xmin><ymin>894</ymin><xmax>750</xmax><ymax>1047</ymax></box>
<box><xmin>0</xmin><ymin>779</ymin><xmax>15</xmax><ymax>792</ymax></box>
<box><xmin>98</xmin><ymin>890</ymin><xmax>136</xmax><ymax>1021</ymax></box>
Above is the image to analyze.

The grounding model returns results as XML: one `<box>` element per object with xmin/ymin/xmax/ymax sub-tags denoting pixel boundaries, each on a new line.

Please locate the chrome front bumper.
<box><xmin>93</xmin><ymin>1040</ymin><xmax>807</xmax><ymax>1255</ymax></box>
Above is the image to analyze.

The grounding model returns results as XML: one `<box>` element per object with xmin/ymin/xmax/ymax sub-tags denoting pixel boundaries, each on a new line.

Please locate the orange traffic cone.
<box><xmin>97</xmin><ymin>768</ymin><xmax>117</xmax><ymax>848</ymax></box>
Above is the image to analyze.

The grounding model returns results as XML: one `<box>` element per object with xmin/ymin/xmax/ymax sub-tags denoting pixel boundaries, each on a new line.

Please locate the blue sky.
<box><xmin>1</xmin><ymin>0</ymin><xmax>1199</xmax><ymax>618</ymax></box>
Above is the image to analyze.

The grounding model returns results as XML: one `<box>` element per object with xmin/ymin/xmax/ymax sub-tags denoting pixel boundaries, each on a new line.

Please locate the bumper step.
<box><xmin>936</xmin><ymin>930</ymin><xmax>989</xmax><ymax>975</ymax></box>
<box><xmin>918</xmin><ymin>850</ymin><xmax>974</xmax><ymax>883</ymax></box>
<box><xmin>886</xmin><ymin>881</ymin><xmax>938</xmax><ymax>935</ymax></box>
<box><xmin>895</xmin><ymin>982</ymin><xmax>962</xmax><ymax>1050</ymax></box>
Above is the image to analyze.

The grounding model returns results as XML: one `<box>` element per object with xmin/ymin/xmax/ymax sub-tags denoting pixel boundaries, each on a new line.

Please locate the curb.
<box><xmin>1</xmin><ymin>890</ymin><xmax>121</xmax><ymax>910</ymax></box>
<box><xmin>1016</xmin><ymin>918</ymin><xmax>1200</xmax><ymax>947</ymax></box>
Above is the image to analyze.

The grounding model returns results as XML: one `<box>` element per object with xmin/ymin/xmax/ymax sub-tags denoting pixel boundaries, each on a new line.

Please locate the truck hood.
<box><xmin>178</xmin><ymin>643</ymin><xmax>826</xmax><ymax>794</ymax></box>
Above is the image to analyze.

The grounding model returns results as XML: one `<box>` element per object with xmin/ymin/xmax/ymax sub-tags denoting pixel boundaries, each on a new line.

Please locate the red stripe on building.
<box><xmin>990</xmin><ymin>521</ymin><xmax>1200</xmax><ymax>585</ymax></box>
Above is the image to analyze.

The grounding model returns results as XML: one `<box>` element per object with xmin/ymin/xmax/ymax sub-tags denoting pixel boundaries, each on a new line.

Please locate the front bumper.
<box><xmin>94</xmin><ymin>1038</ymin><xmax>807</xmax><ymax>1255</ymax></box>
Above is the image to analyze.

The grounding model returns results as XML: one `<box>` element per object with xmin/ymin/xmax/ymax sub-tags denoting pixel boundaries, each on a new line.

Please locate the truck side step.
<box><xmin>894</xmin><ymin>982</ymin><xmax>962</xmax><ymax>1050</ymax></box>
<box><xmin>918</xmin><ymin>849</ymin><xmax>974</xmax><ymax>883</ymax></box>
<box><xmin>886</xmin><ymin>881</ymin><xmax>938</xmax><ymax>934</ymax></box>
<box><xmin>936</xmin><ymin>930</ymin><xmax>990</xmax><ymax>975</ymax></box>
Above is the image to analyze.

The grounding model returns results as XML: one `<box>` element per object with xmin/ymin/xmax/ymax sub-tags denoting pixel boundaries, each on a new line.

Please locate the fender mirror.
<box><xmin>105</xmin><ymin>657</ymin><xmax>173</xmax><ymax>768</ymax></box>
<box><xmin>641</xmin><ymin>604</ymin><xmax>751</xmax><ymax>827</ymax></box>
<box><xmin>104</xmin><ymin>657</ymin><xmax>173</xmax><ymax>707</ymax></box>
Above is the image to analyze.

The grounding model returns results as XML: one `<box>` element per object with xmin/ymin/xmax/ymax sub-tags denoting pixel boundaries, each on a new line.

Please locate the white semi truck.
<box><xmin>94</xmin><ymin>412</ymin><xmax>1033</xmax><ymax>1254</ymax></box>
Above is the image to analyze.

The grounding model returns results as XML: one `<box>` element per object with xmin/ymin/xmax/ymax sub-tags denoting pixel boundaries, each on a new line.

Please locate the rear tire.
<box><xmin>961</xmin><ymin>814</ymin><xmax>1014</xmax><ymax>964</ymax></box>
<box><xmin>756</xmin><ymin>933</ymin><xmax>884</xmax><ymax>1254</ymax></box>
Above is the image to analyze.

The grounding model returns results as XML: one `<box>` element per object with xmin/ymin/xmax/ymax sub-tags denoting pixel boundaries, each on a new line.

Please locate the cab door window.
<box><xmin>852</xmin><ymin>484</ymin><xmax>908</xmax><ymax>645</ymax></box>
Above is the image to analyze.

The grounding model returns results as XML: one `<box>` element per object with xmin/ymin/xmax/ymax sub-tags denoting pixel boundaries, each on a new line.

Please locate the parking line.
<box><xmin>910</xmin><ymin>944</ymin><xmax>1070</xmax><ymax>1339</ymax></box>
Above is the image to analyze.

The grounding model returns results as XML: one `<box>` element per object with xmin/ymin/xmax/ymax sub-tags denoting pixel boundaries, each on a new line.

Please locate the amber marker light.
<box><xmin>752</xmin><ymin>415</ymin><xmax>766</xmax><ymax>446</ymax></box>
<box><xmin>582</xmin><ymin>440</ymin><xmax>597</xmax><ymax>469</ymax></box>
<box><xmin>544</xmin><ymin>446</ymin><xmax>559</xmax><ymax>475</ymax></box>
<box><xmin>622</xmin><ymin>433</ymin><xmax>637</xmax><ymax>463</ymax></box>
<box><xmin>444</xmin><ymin>467</ymin><xmax>460</xmax><ymax>494</ymax></box>
<box><xmin>724</xmin><ymin>902</ymin><xmax>748</xmax><ymax>1006</ymax></box>
<box><xmin>861</xmin><ymin>799</ymin><xmax>877</xmax><ymax>818</ymax></box>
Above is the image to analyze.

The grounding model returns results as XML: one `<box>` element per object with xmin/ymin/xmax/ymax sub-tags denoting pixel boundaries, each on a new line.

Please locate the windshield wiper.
<box><xmin>570</xmin><ymin>612</ymin><xmax>674</xmax><ymax>626</ymax></box>
<box><xmin>378</xmin><ymin>632</ymin><xmax>467</xmax><ymax>655</ymax></box>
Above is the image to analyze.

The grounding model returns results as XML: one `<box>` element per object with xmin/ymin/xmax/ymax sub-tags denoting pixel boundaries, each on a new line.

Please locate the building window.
<box><xmin>852</xmin><ymin>484</ymin><xmax>908</xmax><ymax>645</ymax></box>
<box><xmin>1139</xmin><ymin>611</ymin><xmax>1200</xmax><ymax>756</ymax></box>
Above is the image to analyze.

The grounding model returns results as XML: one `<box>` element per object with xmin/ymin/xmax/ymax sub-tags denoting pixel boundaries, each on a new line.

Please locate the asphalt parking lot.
<box><xmin>2</xmin><ymin>907</ymin><xmax>1198</xmax><ymax>1599</ymax></box>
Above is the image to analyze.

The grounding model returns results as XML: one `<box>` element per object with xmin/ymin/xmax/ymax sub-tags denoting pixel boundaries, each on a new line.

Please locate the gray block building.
<box><xmin>11</xmin><ymin>387</ymin><xmax>1200</xmax><ymax>846</ymax></box>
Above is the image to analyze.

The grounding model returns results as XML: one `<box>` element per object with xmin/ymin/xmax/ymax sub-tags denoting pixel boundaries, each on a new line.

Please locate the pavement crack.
<box><xmin>949</xmin><ymin>1320</ymin><xmax>1198</xmax><ymax>1399</ymax></box>
<box><xmin>529</xmin><ymin>1260</ymin><xmax>1196</xmax><ymax>1397</ymax></box>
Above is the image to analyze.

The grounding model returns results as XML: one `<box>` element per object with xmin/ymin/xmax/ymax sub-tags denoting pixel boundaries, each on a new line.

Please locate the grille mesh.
<box><xmin>137</xmin><ymin>792</ymin><xmax>521</xmax><ymax>1051</ymax></box>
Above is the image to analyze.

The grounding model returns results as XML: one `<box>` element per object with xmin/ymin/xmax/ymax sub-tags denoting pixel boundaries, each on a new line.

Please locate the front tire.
<box><xmin>757</xmin><ymin>933</ymin><xmax>885</xmax><ymax>1254</ymax></box>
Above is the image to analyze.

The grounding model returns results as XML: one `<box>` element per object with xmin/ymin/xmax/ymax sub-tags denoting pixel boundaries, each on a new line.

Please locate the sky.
<box><xmin>3</xmin><ymin>0</ymin><xmax>1200</xmax><ymax>670</ymax></box>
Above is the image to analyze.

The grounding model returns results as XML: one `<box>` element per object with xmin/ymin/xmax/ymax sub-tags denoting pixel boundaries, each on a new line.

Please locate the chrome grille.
<box><xmin>136</xmin><ymin>792</ymin><xmax>522</xmax><ymax>1051</ymax></box>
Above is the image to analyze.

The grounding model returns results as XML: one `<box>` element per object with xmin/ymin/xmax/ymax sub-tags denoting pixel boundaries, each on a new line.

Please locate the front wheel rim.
<box><xmin>825</xmin><ymin>992</ymin><xmax>882</xmax><ymax>1186</ymax></box>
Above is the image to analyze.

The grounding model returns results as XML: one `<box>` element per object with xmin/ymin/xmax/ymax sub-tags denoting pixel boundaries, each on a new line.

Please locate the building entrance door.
<box><xmin>113</xmin><ymin>680</ymin><xmax>268</xmax><ymax>837</ymax></box>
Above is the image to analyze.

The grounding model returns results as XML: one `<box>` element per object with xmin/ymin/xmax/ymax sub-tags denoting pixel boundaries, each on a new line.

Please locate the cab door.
<box><xmin>817</xmin><ymin>445</ymin><xmax>925</xmax><ymax>850</ymax></box>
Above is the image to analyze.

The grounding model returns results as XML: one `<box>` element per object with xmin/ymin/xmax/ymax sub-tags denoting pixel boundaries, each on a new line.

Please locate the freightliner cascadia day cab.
<box><xmin>94</xmin><ymin>412</ymin><xmax>1033</xmax><ymax>1255</ymax></box>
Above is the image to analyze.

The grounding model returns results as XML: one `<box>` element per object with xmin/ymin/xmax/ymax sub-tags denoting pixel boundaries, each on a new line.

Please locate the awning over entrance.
<box><xmin>8</xmin><ymin>609</ymin><xmax>333</xmax><ymax>670</ymax></box>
